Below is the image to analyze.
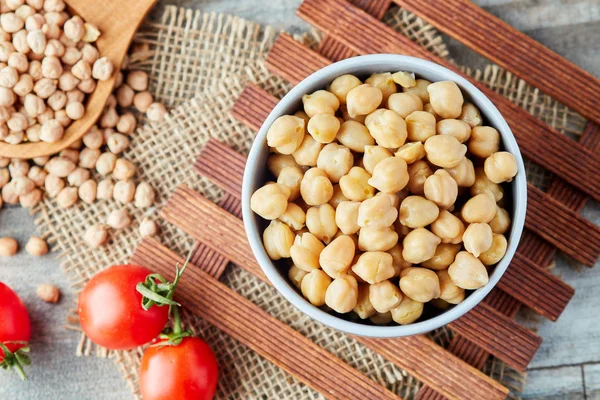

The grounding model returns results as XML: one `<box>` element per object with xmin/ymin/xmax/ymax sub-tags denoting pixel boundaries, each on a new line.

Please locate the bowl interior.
<box><xmin>242</xmin><ymin>54</ymin><xmax>527</xmax><ymax>338</ymax></box>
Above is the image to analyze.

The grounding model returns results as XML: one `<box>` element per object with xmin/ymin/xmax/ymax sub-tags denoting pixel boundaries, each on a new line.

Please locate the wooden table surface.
<box><xmin>0</xmin><ymin>1</ymin><xmax>598</xmax><ymax>399</ymax></box>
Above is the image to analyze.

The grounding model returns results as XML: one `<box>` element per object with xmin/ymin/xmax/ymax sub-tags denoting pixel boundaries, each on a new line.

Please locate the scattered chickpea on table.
<box><xmin>252</xmin><ymin>70</ymin><xmax>518</xmax><ymax>325</ymax></box>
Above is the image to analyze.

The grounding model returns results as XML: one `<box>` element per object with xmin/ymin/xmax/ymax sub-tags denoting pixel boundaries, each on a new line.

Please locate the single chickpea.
<box><xmin>364</xmin><ymin>108</ymin><xmax>407</xmax><ymax>148</ymax></box>
<box><xmin>56</xmin><ymin>186</ymin><xmax>78</xmax><ymax>208</ymax></box>
<box><xmin>489</xmin><ymin>207</ymin><xmax>511</xmax><ymax>234</ymax></box>
<box><xmin>25</xmin><ymin>236</ymin><xmax>48</xmax><ymax>256</ymax></box>
<box><xmin>406</xmin><ymin>160</ymin><xmax>432</xmax><ymax>195</ymax></box>
<box><xmin>459</xmin><ymin>102</ymin><xmax>483</xmax><ymax>128</ymax></box>
<box><xmin>399</xmin><ymin>195</ymin><xmax>439</xmax><ymax>228</ymax></box>
<box><xmin>1</xmin><ymin>13</ymin><xmax>24</xmax><ymax>33</ymax></box>
<box><xmin>133</xmin><ymin>91</ymin><xmax>153</xmax><ymax>113</ymax></box>
<box><xmin>461</xmin><ymin>193</ymin><xmax>497</xmax><ymax>223</ymax></box>
<box><xmin>106</xmin><ymin>133</ymin><xmax>130</xmax><ymax>154</ymax></box>
<box><xmin>267</xmin><ymin>154</ymin><xmax>299</xmax><ymax>177</ymax></box>
<box><xmin>316</xmin><ymin>143</ymin><xmax>353</xmax><ymax>182</ymax></box>
<box><xmin>339</xmin><ymin>166</ymin><xmax>374</xmax><ymax>201</ymax></box>
<box><xmin>402</xmin><ymin>79</ymin><xmax>431</xmax><ymax>103</ymax></box>
<box><xmin>307</xmin><ymin>113</ymin><xmax>339</xmax><ymax>144</ymax></box>
<box><xmin>63</xmin><ymin>15</ymin><xmax>84</xmax><ymax>41</ymax></box>
<box><xmin>292</xmin><ymin>134</ymin><xmax>323</xmax><ymax>167</ymax></box>
<box><xmin>471</xmin><ymin>167</ymin><xmax>504</xmax><ymax>202</ymax></box>
<box><xmin>263</xmin><ymin>220</ymin><xmax>294</xmax><ymax>260</ymax></box>
<box><xmin>363</xmin><ymin>145</ymin><xmax>392</xmax><ymax>175</ymax></box>
<box><xmin>336</xmin><ymin>120</ymin><xmax>374</xmax><ymax>152</ymax></box>
<box><xmin>395</xmin><ymin>141</ymin><xmax>425</xmax><ymax>164</ymax></box>
<box><xmin>13</xmin><ymin>74</ymin><xmax>33</xmax><ymax>96</ymax></box>
<box><xmin>431</xmin><ymin>210</ymin><xmax>465</xmax><ymax>244</ymax></box>
<box><xmin>365</xmin><ymin>72</ymin><xmax>397</xmax><ymax>103</ymax></box>
<box><xmin>25</xmin><ymin>29</ymin><xmax>44</xmax><ymax>56</ymax></box>
<box><xmin>405</xmin><ymin>110</ymin><xmax>436</xmax><ymax>142</ymax></box>
<box><xmin>78</xmin><ymin>148</ymin><xmax>100</xmax><ymax>169</ymax></box>
<box><xmin>92</xmin><ymin>57</ymin><xmax>114</xmax><ymax>81</ymax></box>
<box><xmin>354</xmin><ymin>283</ymin><xmax>376</xmax><ymax>319</ymax></box>
<box><xmin>43</xmin><ymin>0</ymin><xmax>66</xmax><ymax>12</ymax></box>
<box><xmin>12</xmin><ymin>29</ymin><xmax>29</xmax><ymax>53</ymax></box>
<box><xmin>77</xmin><ymin>78</ymin><xmax>95</xmax><ymax>94</ymax></box>
<box><xmin>95</xmin><ymin>152</ymin><xmax>117</xmax><ymax>176</ymax></box>
<box><xmin>36</xmin><ymin>283</ymin><xmax>60</xmax><ymax>303</ymax></box>
<box><xmin>23</xmin><ymin>93</ymin><xmax>44</xmax><ymax>116</ymax></box>
<box><xmin>351</xmin><ymin>251</ymin><xmax>395</xmax><ymax>284</ymax></box>
<box><xmin>83</xmin><ymin>129</ymin><xmax>103</xmax><ymax>150</ymax></box>
<box><xmin>358</xmin><ymin>226</ymin><xmax>398</xmax><ymax>252</ymax></box>
<box><xmin>65</xmin><ymin>101</ymin><xmax>84</xmax><ymax>120</ymax></box>
<box><xmin>83</xmin><ymin>224</ymin><xmax>108</xmax><ymax>248</ymax></box>
<box><xmin>279</xmin><ymin>203</ymin><xmax>306</xmax><ymax>231</ymax></box>
<box><xmin>116</xmin><ymin>84</ymin><xmax>134</xmax><ymax>107</ymax></box>
<box><xmin>448</xmin><ymin>251</ymin><xmax>489</xmax><ymax>290</ymax></box>
<box><xmin>300</xmin><ymin>167</ymin><xmax>333</xmax><ymax>206</ymax></box>
<box><xmin>358</xmin><ymin>195</ymin><xmax>398</xmax><ymax>229</ymax></box>
<box><xmin>9</xmin><ymin>159</ymin><xmax>30</xmax><ymax>177</ymax></box>
<box><xmin>319</xmin><ymin>234</ymin><xmax>356</xmax><ymax>278</ymax></box>
<box><xmin>47</xmin><ymin>90</ymin><xmax>67</xmax><ymax>110</ymax></box>
<box><xmin>424</xmin><ymin>134</ymin><xmax>466</xmax><ymax>168</ymax></box>
<box><xmin>328</xmin><ymin>184</ymin><xmax>349</xmax><ymax>209</ymax></box>
<box><xmin>328</xmin><ymin>74</ymin><xmax>362</xmax><ymax>104</ymax></box>
<box><xmin>424</xmin><ymin>169</ymin><xmax>458</xmax><ymax>209</ymax></box>
<box><xmin>484</xmin><ymin>151</ymin><xmax>518</xmax><ymax>183</ymax></box>
<box><xmin>288</xmin><ymin>265</ymin><xmax>308</xmax><ymax>290</ymax></box>
<box><xmin>113</xmin><ymin>180</ymin><xmax>135</xmax><ymax>204</ymax></box>
<box><xmin>422</xmin><ymin>243</ymin><xmax>462</xmax><ymax>270</ymax></box>
<box><xmin>45</xmin><ymin>156</ymin><xmax>75</xmax><ymax>177</ymax></box>
<box><xmin>335</xmin><ymin>200</ymin><xmax>361</xmax><ymax>235</ymax></box>
<box><xmin>106</xmin><ymin>208</ymin><xmax>131</xmax><ymax>230</ymax></box>
<box><xmin>66</xmin><ymin>88</ymin><xmax>84</xmax><ymax>103</ymax></box>
<box><xmin>301</xmin><ymin>89</ymin><xmax>340</xmax><ymax>118</ymax></box>
<box><xmin>305</xmin><ymin>203</ymin><xmax>337</xmax><ymax>244</ymax></box>
<box><xmin>139</xmin><ymin>217</ymin><xmax>159</xmax><ymax>238</ymax></box>
<box><xmin>134</xmin><ymin>182</ymin><xmax>155</xmax><ymax>208</ymax></box>
<box><xmin>100</xmin><ymin>108</ymin><xmax>119</xmax><ymax>130</ymax></box>
<box><xmin>41</xmin><ymin>55</ymin><xmax>62</xmax><ymax>79</ymax></box>
<box><xmin>251</xmin><ymin>182</ymin><xmax>290</xmax><ymax>220</ymax></box>
<box><xmin>402</xmin><ymin>228</ymin><xmax>441</xmax><ymax>264</ymax></box>
<box><xmin>66</xmin><ymin>167</ymin><xmax>89</xmax><ymax>187</ymax></box>
<box><xmin>0</xmin><ymin>41</ymin><xmax>14</xmax><ymax>63</ymax></box>
<box><xmin>33</xmin><ymin>77</ymin><xmax>57</xmax><ymax>98</ymax></box>
<box><xmin>340</xmin><ymin>104</ymin><xmax>366</xmax><ymax>123</ymax></box>
<box><xmin>390</xmin><ymin>296</ymin><xmax>424</xmax><ymax>325</ymax></box>
<box><xmin>0</xmin><ymin>65</ymin><xmax>18</xmax><ymax>88</ymax></box>
<box><xmin>479</xmin><ymin>233</ymin><xmax>508</xmax><ymax>265</ymax></box>
<box><xmin>7</xmin><ymin>112</ymin><xmax>29</xmax><ymax>132</ymax></box>
<box><xmin>0</xmin><ymin>86</ymin><xmax>16</xmax><ymax>106</ymax></box>
<box><xmin>2</xmin><ymin>180</ymin><xmax>19</xmax><ymax>204</ymax></box>
<box><xmin>126</xmin><ymin>70</ymin><xmax>149</xmax><ymax>91</ymax></box>
<box><xmin>19</xmin><ymin>187</ymin><xmax>42</xmax><ymax>208</ymax></box>
<box><xmin>146</xmin><ymin>102</ymin><xmax>167</xmax><ymax>122</ymax></box>
<box><xmin>345</xmin><ymin>84</ymin><xmax>382</xmax><ymax>118</ymax></box>
<box><xmin>61</xmin><ymin>46</ymin><xmax>81</xmax><ymax>65</ymax></box>
<box><xmin>4</xmin><ymin>130</ymin><xmax>24</xmax><ymax>144</ymax></box>
<box><xmin>445</xmin><ymin>157</ymin><xmax>475</xmax><ymax>187</ymax></box>
<box><xmin>436</xmin><ymin>119</ymin><xmax>471</xmax><ymax>143</ymax></box>
<box><xmin>427</xmin><ymin>81</ymin><xmax>463</xmax><ymax>119</ymax></box>
<box><xmin>399</xmin><ymin>267</ymin><xmax>440</xmax><ymax>303</ymax></box>
<box><xmin>44</xmin><ymin>174</ymin><xmax>64</xmax><ymax>197</ymax></box>
<box><xmin>290</xmin><ymin>232</ymin><xmax>324</xmax><ymax>272</ymax></box>
<box><xmin>27</xmin><ymin>165</ymin><xmax>46</xmax><ymax>186</ymax></box>
<box><xmin>437</xmin><ymin>269</ymin><xmax>465</xmax><ymax>304</ymax></box>
<box><xmin>45</xmin><ymin>39</ymin><xmax>65</xmax><ymax>58</ymax></box>
<box><xmin>468</xmin><ymin>126</ymin><xmax>500</xmax><ymax>158</ymax></box>
<box><xmin>276</xmin><ymin>166</ymin><xmax>303</xmax><ymax>201</ymax></box>
<box><xmin>96</xmin><ymin>178</ymin><xmax>114</xmax><ymax>200</ymax></box>
<box><xmin>78</xmin><ymin>179</ymin><xmax>96</xmax><ymax>204</ymax></box>
<box><xmin>112</xmin><ymin>158</ymin><xmax>136</xmax><ymax>180</ymax></box>
<box><xmin>368</xmin><ymin>157</ymin><xmax>409</xmax><ymax>194</ymax></box>
<box><xmin>392</xmin><ymin>71</ymin><xmax>416</xmax><ymax>88</ymax></box>
<box><xmin>301</xmin><ymin>269</ymin><xmax>331</xmax><ymax>306</ymax></box>
<box><xmin>71</xmin><ymin>59</ymin><xmax>91</xmax><ymax>80</ymax></box>
<box><xmin>369</xmin><ymin>280</ymin><xmax>403</xmax><ymax>313</ymax></box>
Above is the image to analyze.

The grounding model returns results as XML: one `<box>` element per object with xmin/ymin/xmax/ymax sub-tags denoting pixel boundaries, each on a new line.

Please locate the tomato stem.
<box><xmin>0</xmin><ymin>342</ymin><xmax>31</xmax><ymax>381</ymax></box>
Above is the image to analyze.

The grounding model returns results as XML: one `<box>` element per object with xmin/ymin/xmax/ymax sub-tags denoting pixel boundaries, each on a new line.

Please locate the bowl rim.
<box><xmin>241</xmin><ymin>54</ymin><xmax>527</xmax><ymax>338</ymax></box>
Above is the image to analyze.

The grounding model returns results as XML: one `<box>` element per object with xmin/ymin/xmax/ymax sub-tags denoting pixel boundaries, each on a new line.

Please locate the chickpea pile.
<box><xmin>0</xmin><ymin>41</ymin><xmax>164</xmax><ymax>247</ymax></box>
<box><xmin>252</xmin><ymin>70</ymin><xmax>518</xmax><ymax>326</ymax></box>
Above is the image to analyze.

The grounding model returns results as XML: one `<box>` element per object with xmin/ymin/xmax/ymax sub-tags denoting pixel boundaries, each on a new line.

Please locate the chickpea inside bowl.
<box><xmin>242</xmin><ymin>55</ymin><xmax>527</xmax><ymax>338</ymax></box>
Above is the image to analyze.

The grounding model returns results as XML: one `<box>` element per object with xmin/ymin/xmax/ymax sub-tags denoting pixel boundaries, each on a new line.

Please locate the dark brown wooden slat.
<box><xmin>230</xmin><ymin>85</ymin><xmax>277</xmax><ymax>134</ymax></box>
<box><xmin>132</xmin><ymin>239</ymin><xmax>400</xmax><ymax>400</ymax></box>
<box><xmin>161</xmin><ymin>185</ymin><xmax>509</xmax><ymax>400</ymax></box>
<box><xmin>293</xmin><ymin>0</ymin><xmax>600</xmax><ymax>202</ymax></box>
<box><xmin>265</xmin><ymin>33</ymin><xmax>330</xmax><ymax>84</ymax></box>
<box><xmin>393</xmin><ymin>0</ymin><xmax>600</xmax><ymax>126</ymax></box>
<box><xmin>194</xmin><ymin>139</ymin><xmax>247</xmax><ymax>201</ymax></box>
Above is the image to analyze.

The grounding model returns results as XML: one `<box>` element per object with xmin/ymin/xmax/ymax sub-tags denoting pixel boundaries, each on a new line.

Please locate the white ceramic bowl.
<box><xmin>242</xmin><ymin>54</ymin><xmax>527</xmax><ymax>338</ymax></box>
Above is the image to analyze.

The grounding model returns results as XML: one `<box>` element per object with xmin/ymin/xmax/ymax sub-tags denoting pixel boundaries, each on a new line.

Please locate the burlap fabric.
<box><xmin>38</xmin><ymin>5</ymin><xmax>588</xmax><ymax>399</ymax></box>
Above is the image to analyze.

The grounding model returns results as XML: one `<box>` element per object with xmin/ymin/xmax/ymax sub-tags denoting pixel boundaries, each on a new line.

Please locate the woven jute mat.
<box><xmin>34</xmin><ymin>5</ymin><xmax>588</xmax><ymax>399</ymax></box>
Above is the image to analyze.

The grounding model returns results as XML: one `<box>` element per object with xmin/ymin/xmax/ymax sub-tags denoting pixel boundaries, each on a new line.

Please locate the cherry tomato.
<box><xmin>78</xmin><ymin>265</ymin><xmax>169</xmax><ymax>350</ymax></box>
<box><xmin>0</xmin><ymin>282</ymin><xmax>31</xmax><ymax>363</ymax></box>
<box><xmin>140</xmin><ymin>337</ymin><xmax>219</xmax><ymax>400</ymax></box>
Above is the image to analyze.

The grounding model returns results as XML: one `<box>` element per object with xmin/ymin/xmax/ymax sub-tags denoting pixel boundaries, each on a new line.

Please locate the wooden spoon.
<box><xmin>0</xmin><ymin>0</ymin><xmax>157</xmax><ymax>159</ymax></box>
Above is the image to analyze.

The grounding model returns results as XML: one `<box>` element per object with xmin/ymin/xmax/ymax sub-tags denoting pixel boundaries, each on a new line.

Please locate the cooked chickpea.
<box><xmin>365</xmin><ymin>72</ymin><xmax>397</xmax><ymax>103</ymax></box>
<box><xmin>424</xmin><ymin>134</ymin><xmax>466</xmax><ymax>168</ymax></box>
<box><xmin>392</xmin><ymin>71</ymin><xmax>416</xmax><ymax>88</ymax></box>
<box><xmin>403</xmin><ymin>78</ymin><xmax>431</xmax><ymax>103</ymax></box>
<box><xmin>250</xmin><ymin>182</ymin><xmax>290</xmax><ymax>220</ymax></box>
<box><xmin>279</xmin><ymin>203</ymin><xmax>306</xmax><ymax>231</ymax></box>
<box><xmin>336</xmin><ymin>120</ymin><xmax>374</xmax><ymax>152</ymax></box>
<box><xmin>484</xmin><ymin>151</ymin><xmax>518</xmax><ymax>183</ymax></box>
<box><xmin>479</xmin><ymin>233</ymin><xmax>508</xmax><ymax>265</ymax></box>
<box><xmin>316</xmin><ymin>143</ymin><xmax>353</xmax><ymax>182</ymax></box>
<box><xmin>288</xmin><ymin>265</ymin><xmax>308</xmax><ymax>290</ymax></box>
<box><xmin>386</xmin><ymin>243</ymin><xmax>411</xmax><ymax>275</ymax></box>
<box><xmin>276</xmin><ymin>166</ymin><xmax>303</xmax><ymax>201</ymax></box>
<box><xmin>427</xmin><ymin>81</ymin><xmax>463</xmax><ymax>119</ymax></box>
<box><xmin>437</xmin><ymin>269</ymin><xmax>465</xmax><ymax>304</ymax></box>
<box><xmin>395</xmin><ymin>141</ymin><xmax>425</xmax><ymax>164</ymax></box>
<box><xmin>346</xmin><ymin>84</ymin><xmax>382</xmax><ymax>118</ymax></box>
<box><xmin>324</xmin><ymin>274</ymin><xmax>359</xmax><ymax>313</ymax></box>
<box><xmin>305</xmin><ymin>203</ymin><xmax>337</xmax><ymax>244</ymax></box>
<box><xmin>406</xmin><ymin>160</ymin><xmax>432</xmax><ymax>195</ymax></box>
<box><xmin>489</xmin><ymin>207</ymin><xmax>511</xmax><ymax>234</ymax></box>
<box><xmin>445</xmin><ymin>157</ymin><xmax>475</xmax><ymax>187</ymax></box>
<box><xmin>448</xmin><ymin>251</ymin><xmax>489</xmax><ymax>290</ymax></box>
<box><xmin>369</xmin><ymin>280</ymin><xmax>403</xmax><ymax>313</ymax></box>
<box><xmin>405</xmin><ymin>110</ymin><xmax>436</xmax><ymax>142</ymax></box>
<box><xmin>461</xmin><ymin>193</ymin><xmax>497</xmax><ymax>223</ymax></box>
<box><xmin>328</xmin><ymin>74</ymin><xmax>361</xmax><ymax>104</ymax></box>
<box><xmin>302</xmin><ymin>89</ymin><xmax>339</xmax><ymax>117</ymax></box>
<box><xmin>301</xmin><ymin>269</ymin><xmax>331</xmax><ymax>306</ymax></box>
<box><xmin>263</xmin><ymin>220</ymin><xmax>294</xmax><ymax>260</ymax></box>
<box><xmin>390</xmin><ymin>296</ymin><xmax>424</xmax><ymax>325</ymax></box>
<box><xmin>290</xmin><ymin>232</ymin><xmax>324</xmax><ymax>271</ymax></box>
<box><xmin>437</xmin><ymin>119</ymin><xmax>471</xmax><ymax>143</ymax></box>
<box><xmin>422</xmin><ymin>243</ymin><xmax>461</xmax><ymax>270</ymax></box>
<box><xmin>364</xmin><ymin>108</ymin><xmax>407</xmax><ymax>148</ymax></box>
<box><xmin>300</xmin><ymin>167</ymin><xmax>333</xmax><ymax>206</ymax></box>
<box><xmin>328</xmin><ymin>184</ymin><xmax>349</xmax><ymax>209</ymax></box>
<box><xmin>354</xmin><ymin>283</ymin><xmax>377</xmax><ymax>319</ymax></box>
<box><xmin>424</xmin><ymin>169</ymin><xmax>458</xmax><ymax>209</ymax></box>
<box><xmin>358</xmin><ymin>226</ymin><xmax>398</xmax><ymax>252</ymax></box>
<box><xmin>306</xmin><ymin>113</ymin><xmax>339</xmax><ymax>144</ymax></box>
<box><xmin>468</xmin><ymin>126</ymin><xmax>500</xmax><ymax>158</ymax></box>
<box><xmin>267</xmin><ymin>115</ymin><xmax>305</xmax><ymax>154</ymax></box>
<box><xmin>399</xmin><ymin>196</ymin><xmax>439</xmax><ymax>228</ymax></box>
<box><xmin>339</xmin><ymin>166</ymin><xmax>374</xmax><ymax>201</ymax></box>
<box><xmin>431</xmin><ymin>210</ymin><xmax>465</xmax><ymax>244</ymax></box>
<box><xmin>386</xmin><ymin>92</ymin><xmax>422</xmax><ymax>119</ymax></box>
<box><xmin>267</xmin><ymin>153</ymin><xmax>299</xmax><ymax>177</ymax></box>
<box><xmin>56</xmin><ymin>186</ymin><xmax>78</xmax><ymax>208</ymax></box>
<box><xmin>358</xmin><ymin>194</ymin><xmax>397</xmax><ymax>229</ymax></box>
<box><xmin>351</xmin><ymin>251</ymin><xmax>395</xmax><ymax>284</ymax></box>
<box><xmin>335</xmin><ymin>200</ymin><xmax>360</xmax><ymax>235</ymax></box>
<box><xmin>292</xmin><ymin>134</ymin><xmax>323</xmax><ymax>167</ymax></box>
<box><xmin>133</xmin><ymin>91</ymin><xmax>153</xmax><ymax>113</ymax></box>
<box><xmin>459</xmin><ymin>102</ymin><xmax>482</xmax><ymax>127</ymax></box>
<box><xmin>463</xmin><ymin>223</ymin><xmax>493</xmax><ymax>257</ymax></box>
<box><xmin>402</xmin><ymin>228</ymin><xmax>441</xmax><ymax>264</ymax></box>
<box><xmin>399</xmin><ymin>267</ymin><xmax>440</xmax><ymax>303</ymax></box>
<box><xmin>368</xmin><ymin>157</ymin><xmax>409</xmax><ymax>194</ymax></box>
<box><xmin>320</xmin><ymin>234</ymin><xmax>355</xmax><ymax>279</ymax></box>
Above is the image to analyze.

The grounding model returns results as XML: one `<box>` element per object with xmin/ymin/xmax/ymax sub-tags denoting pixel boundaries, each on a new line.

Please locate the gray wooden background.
<box><xmin>0</xmin><ymin>0</ymin><xmax>598</xmax><ymax>399</ymax></box>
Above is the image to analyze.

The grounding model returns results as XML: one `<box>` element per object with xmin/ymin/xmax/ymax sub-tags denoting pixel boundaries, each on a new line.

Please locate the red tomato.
<box><xmin>0</xmin><ymin>282</ymin><xmax>31</xmax><ymax>363</ymax></box>
<box><xmin>78</xmin><ymin>265</ymin><xmax>169</xmax><ymax>350</ymax></box>
<box><xmin>140</xmin><ymin>337</ymin><xmax>219</xmax><ymax>400</ymax></box>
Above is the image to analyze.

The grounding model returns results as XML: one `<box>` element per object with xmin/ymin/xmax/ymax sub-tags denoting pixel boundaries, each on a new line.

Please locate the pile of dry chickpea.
<box><xmin>251</xmin><ymin>71</ymin><xmax>518</xmax><ymax>325</ymax></box>
<box><xmin>0</xmin><ymin>0</ymin><xmax>166</xmax><ymax>255</ymax></box>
